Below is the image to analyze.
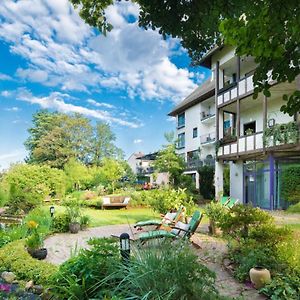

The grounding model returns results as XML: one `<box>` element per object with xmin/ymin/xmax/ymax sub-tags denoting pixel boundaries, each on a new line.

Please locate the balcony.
<box><xmin>217</xmin><ymin>72</ymin><xmax>255</xmax><ymax>107</ymax></box>
<box><xmin>185</xmin><ymin>157</ymin><xmax>215</xmax><ymax>170</ymax></box>
<box><xmin>217</xmin><ymin>122</ymin><xmax>299</xmax><ymax>157</ymax></box>
<box><xmin>200</xmin><ymin>132</ymin><xmax>216</xmax><ymax>145</ymax></box>
<box><xmin>200</xmin><ymin>111</ymin><xmax>215</xmax><ymax>124</ymax></box>
<box><xmin>136</xmin><ymin>166</ymin><xmax>154</xmax><ymax>175</ymax></box>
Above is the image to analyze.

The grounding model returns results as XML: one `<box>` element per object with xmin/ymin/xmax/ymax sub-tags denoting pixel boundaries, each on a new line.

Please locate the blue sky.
<box><xmin>0</xmin><ymin>0</ymin><xmax>210</xmax><ymax>170</ymax></box>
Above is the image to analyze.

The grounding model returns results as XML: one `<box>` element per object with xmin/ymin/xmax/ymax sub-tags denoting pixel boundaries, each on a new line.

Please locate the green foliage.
<box><xmin>0</xmin><ymin>240</ymin><xmax>57</xmax><ymax>285</ymax></box>
<box><xmin>64</xmin><ymin>198</ymin><xmax>82</xmax><ymax>223</ymax></box>
<box><xmin>100</xmin><ymin>158</ymin><xmax>125</xmax><ymax>193</ymax></box>
<box><xmin>147</xmin><ymin>188</ymin><xmax>196</xmax><ymax>215</ymax></box>
<box><xmin>82</xmin><ymin>198</ymin><xmax>103</xmax><ymax>208</ymax></box>
<box><xmin>50</xmin><ymin>238</ymin><xmax>119</xmax><ymax>299</ymax></box>
<box><xmin>223</xmin><ymin>165</ymin><xmax>230</xmax><ymax>196</ymax></box>
<box><xmin>205</xmin><ymin>201</ymin><xmax>227</xmax><ymax>225</ymax></box>
<box><xmin>154</xmin><ymin>132</ymin><xmax>185</xmax><ymax>186</ymax></box>
<box><xmin>263</xmin><ymin>122</ymin><xmax>299</xmax><ymax>148</ymax></box>
<box><xmin>220</xmin><ymin>204</ymin><xmax>273</xmax><ymax>238</ymax></box>
<box><xmin>64</xmin><ymin>158</ymin><xmax>92</xmax><ymax>192</ymax></box>
<box><xmin>198</xmin><ymin>165</ymin><xmax>215</xmax><ymax>199</ymax></box>
<box><xmin>0</xmin><ymin>187</ymin><xmax>9</xmax><ymax>207</ymax></box>
<box><xmin>51</xmin><ymin>212</ymin><xmax>71</xmax><ymax>233</ymax></box>
<box><xmin>80</xmin><ymin>214</ymin><xmax>91</xmax><ymax>229</ymax></box>
<box><xmin>260</xmin><ymin>273</ymin><xmax>300</xmax><ymax>300</ymax></box>
<box><xmin>280</xmin><ymin>164</ymin><xmax>300</xmax><ymax>204</ymax></box>
<box><xmin>1</xmin><ymin>164</ymin><xmax>66</xmax><ymax>212</ymax></box>
<box><xmin>112</xmin><ymin>240</ymin><xmax>226</xmax><ymax>300</ymax></box>
<box><xmin>287</xmin><ymin>202</ymin><xmax>300</xmax><ymax>213</ymax></box>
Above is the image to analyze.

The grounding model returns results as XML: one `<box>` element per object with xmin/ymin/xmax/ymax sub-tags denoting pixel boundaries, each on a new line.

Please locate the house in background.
<box><xmin>127</xmin><ymin>152</ymin><xmax>169</xmax><ymax>186</ymax></box>
<box><xmin>168</xmin><ymin>78</ymin><xmax>216</xmax><ymax>190</ymax></box>
<box><xmin>169</xmin><ymin>45</ymin><xmax>300</xmax><ymax>209</ymax></box>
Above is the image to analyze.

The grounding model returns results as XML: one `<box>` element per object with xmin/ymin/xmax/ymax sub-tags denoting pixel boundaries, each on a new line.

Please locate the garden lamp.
<box><xmin>50</xmin><ymin>206</ymin><xmax>55</xmax><ymax>217</ymax></box>
<box><xmin>120</xmin><ymin>232</ymin><xmax>130</xmax><ymax>263</ymax></box>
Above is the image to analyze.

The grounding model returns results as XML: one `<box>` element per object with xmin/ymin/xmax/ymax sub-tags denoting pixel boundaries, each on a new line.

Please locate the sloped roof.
<box><xmin>168</xmin><ymin>78</ymin><xmax>215</xmax><ymax>116</ymax></box>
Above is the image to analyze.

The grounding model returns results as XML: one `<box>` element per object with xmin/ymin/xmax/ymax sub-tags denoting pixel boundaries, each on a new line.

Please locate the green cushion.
<box><xmin>227</xmin><ymin>198</ymin><xmax>237</xmax><ymax>208</ymax></box>
<box><xmin>221</xmin><ymin>196</ymin><xmax>229</xmax><ymax>205</ymax></box>
<box><xmin>138</xmin><ymin>230</ymin><xmax>176</xmax><ymax>241</ymax></box>
<box><xmin>135</xmin><ymin>219</ymin><xmax>162</xmax><ymax>227</ymax></box>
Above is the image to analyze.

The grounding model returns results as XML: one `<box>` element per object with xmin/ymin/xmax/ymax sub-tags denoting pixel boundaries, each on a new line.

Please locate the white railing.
<box><xmin>217</xmin><ymin>73</ymin><xmax>254</xmax><ymax>106</ymax></box>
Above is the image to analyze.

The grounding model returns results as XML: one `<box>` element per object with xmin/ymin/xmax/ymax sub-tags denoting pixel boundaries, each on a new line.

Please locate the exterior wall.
<box><xmin>149</xmin><ymin>172</ymin><xmax>169</xmax><ymax>186</ymax></box>
<box><xmin>229</xmin><ymin>161</ymin><xmax>243</xmax><ymax>202</ymax></box>
<box><xmin>215</xmin><ymin>161</ymin><xmax>224</xmax><ymax>199</ymax></box>
<box><xmin>127</xmin><ymin>154</ymin><xmax>140</xmax><ymax>174</ymax></box>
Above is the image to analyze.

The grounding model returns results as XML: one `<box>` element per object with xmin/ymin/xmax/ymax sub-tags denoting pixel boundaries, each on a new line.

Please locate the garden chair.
<box><xmin>220</xmin><ymin>196</ymin><xmax>230</xmax><ymax>206</ymax></box>
<box><xmin>137</xmin><ymin>210</ymin><xmax>202</xmax><ymax>244</ymax></box>
<box><xmin>226</xmin><ymin>197</ymin><xmax>239</xmax><ymax>209</ymax></box>
<box><xmin>134</xmin><ymin>205</ymin><xmax>186</xmax><ymax>230</ymax></box>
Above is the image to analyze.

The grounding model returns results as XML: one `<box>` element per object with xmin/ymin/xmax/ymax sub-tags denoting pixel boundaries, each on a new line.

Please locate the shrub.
<box><xmin>148</xmin><ymin>188</ymin><xmax>196</xmax><ymax>214</ymax></box>
<box><xmin>52</xmin><ymin>212</ymin><xmax>71</xmax><ymax>233</ymax></box>
<box><xmin>287</xmin><ymin>202</ymin><xmax>300</xmax><ymax>213</ymax></box>
<box><xmin>50</xmin><ymin>238</ymin><xmax>119</xmax><ymax>299</ymax></box>
<box><xmin>280</xmin><ymin>165</ymin><xmax>300</xmax><ymax>204</ymax></box>
<box><xmin>0</xmin><ymin>240</ymin><xmax>57</xmax><ymax>285</ymax></box>
<box><xmin>220</xmin><ymin>204</ymin><xmax>273</xmax><ymax>238</ymax></box>
<box><xmin>80</xmin><ymin>214</ymin><xmax>91</xmax><ymax>229</ymax></box>
<box><xmin>205</xmin><ymin>201</ymin><xmax>228</xmax><ymax>224</ymax></box>
<box><xmin>198</xmin><ymin>165</ymin><xmax>215</xmax><ymax>199</ymax></box>
<box><xmin>1</xmin><ymin>164</ymin><xmax>66</xmax><ymax>212</ymax></box>
<box><xmin>0</xmin><ymin>187</ymin><xmax>9</xmax><ymax>207</ymax></box>
<box><xmin>82</xmin><ymin>198</ymin><xmax>103</xmax><ymax>208</ymax></box>
<box><xmin>260</xmin><ymin>272</ymin><xmax>300</xmax><ymax>300</ymax></box>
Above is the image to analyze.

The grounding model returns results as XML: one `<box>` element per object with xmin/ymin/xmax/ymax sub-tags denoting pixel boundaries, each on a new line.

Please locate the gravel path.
<box><xmin>44</xmin><ymin>224</ymin><xmax>139</xmax><ymax>265</ymax></box>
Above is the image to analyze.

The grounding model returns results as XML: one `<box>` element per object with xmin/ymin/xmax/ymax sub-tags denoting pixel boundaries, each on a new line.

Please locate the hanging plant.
<box><xmin>263</xmin><ymin>121</ymin><xmax>298</xmax><ymax>147</ymax></box>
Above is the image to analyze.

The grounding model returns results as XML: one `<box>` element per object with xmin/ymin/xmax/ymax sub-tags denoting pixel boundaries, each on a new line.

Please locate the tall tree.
<box><xmin>25</xmin><ymin>111</ymin><xmax>93</xmax><ymax>168</ymax></box>
<box><xmin>92</xmin><ymin>122</ymin><xmax>124</xmax><ymax>166</ymax></box>
<box><xmin>69</xmin><ymin>0</ymin><xmax>300</xmax><ymax>115</ymax></box>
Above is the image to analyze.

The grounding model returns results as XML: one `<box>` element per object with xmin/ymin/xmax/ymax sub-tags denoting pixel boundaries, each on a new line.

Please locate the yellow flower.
<box><xmin>27</xmin><ymin>220</ymin><xmax>38</xmax><ymax>229</ymax></box>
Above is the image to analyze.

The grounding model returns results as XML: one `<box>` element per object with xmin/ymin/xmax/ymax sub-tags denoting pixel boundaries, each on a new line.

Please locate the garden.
<box><xmin>0</xmin><ymin>111</ymin><xmax>299</xmax><ymax>299</ymax></box>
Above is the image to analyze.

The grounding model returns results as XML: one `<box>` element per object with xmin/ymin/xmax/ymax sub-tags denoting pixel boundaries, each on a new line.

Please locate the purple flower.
<box><xmin>0</xmin><ymin>283</ymin><xmax>11</xmax><ymax>292</ymax></box>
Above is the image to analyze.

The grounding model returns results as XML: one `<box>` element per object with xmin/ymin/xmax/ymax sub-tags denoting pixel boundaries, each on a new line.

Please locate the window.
<box><xmin>177</xmin><ymin>112</ymin><xmax>185</xmax><ymax>128</ymax></box>
<box><xmin>193</xmin><ymin>127</ymin><xmax>198</xmax><ymax>138</ymax></box>
<box><xmin>223</xmin><ymin>111</ymin><xmax>236</xmax><ymax>137</ymax></box>
<box><xmin>177</xmin><ymin>133</ymin><xmax>185</xmax><ymax>149</ymax></box>
<box><xmin>244</xmin><ymin>121</ymin><xmax>256</xmax><ymax>135</ymax></box>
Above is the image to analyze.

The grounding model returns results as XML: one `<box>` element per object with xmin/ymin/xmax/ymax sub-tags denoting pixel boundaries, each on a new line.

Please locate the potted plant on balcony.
<box><xmin>25</xmin><ymin>220</ymin><xmax>47</xmax><ymax>260</ymax></box>
<box><xmin>245</xmin><ymin>128</ymin><xmax>254</xmax><ymax>136</ymax></box>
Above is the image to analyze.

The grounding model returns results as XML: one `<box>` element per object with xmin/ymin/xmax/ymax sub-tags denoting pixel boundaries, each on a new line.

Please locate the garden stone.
<box><xmin>25</xmin><ymin>280</ymin><xmax>34</xmax><ymax>290</ymax></box>
<box><xmin>32</xmin><ymin>285</ymin><xmax>44</xmax><ymax>295</ymax></box>
<box><xmin>1</xmin><ymin>271</ymin><xmax>16</xmax><ymax>283</ymax></box>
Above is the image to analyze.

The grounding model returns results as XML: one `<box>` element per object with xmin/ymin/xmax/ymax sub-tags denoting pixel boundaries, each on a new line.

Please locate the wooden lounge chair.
<box><xmin>226</xmin><ymin>197</ymin><xmax>239</xmax><ymax>208</ymax></box>
<box><xmin>134</xmin><ymin>205</ymin><xmax>186</xmax><ymax>230</ymax></box>
<box><xmin>220</xmin><ymin>196</ymin><xmax>230</xmax><ymax>206</ymax></box>
<box><xmin>137</xmin><ymin>210</ymin><xmax>202</xmax><ymax>243</ymax></box>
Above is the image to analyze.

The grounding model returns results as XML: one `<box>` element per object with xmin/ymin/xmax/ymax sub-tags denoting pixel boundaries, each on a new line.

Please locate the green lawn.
<box><xmin>44</xmin><ymin>205</ymin><xmax>160</xmax><ymax>227</ymax></box>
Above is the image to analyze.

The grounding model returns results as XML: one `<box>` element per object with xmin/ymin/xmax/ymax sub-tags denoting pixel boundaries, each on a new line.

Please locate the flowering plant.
<box><xmin>25</xmin><ymin>220</ymin><xmax>43</xmax><ymax>250</ymax></box>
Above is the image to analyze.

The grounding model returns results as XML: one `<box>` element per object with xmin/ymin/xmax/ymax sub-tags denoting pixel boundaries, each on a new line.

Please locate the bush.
<box><xmin>82</xmin><ymin>198</ymin><xmax>103</xmax><ymax>208</ymax></box>
<box><xmin>220</xmin><ymin>204</ymin><xmax>273</xmax><ymax>238</ymax></box>
<box><xmin>1</xmin><ymin>164</ymin><xmax>66</xmax><ymax>212</ymax></box>
<box><xmin>198</xmin><ymin>165</ymin><xmax>215</xmax><ymax>199</ymax></box>
<box><xmin>0</xmin><ymin>187</ymin><xmax>9</xmax><ymax>207</ymax></box>
<box><xmin>0</xmin><ymin>240</ymin><xmax>57</xmax><ymax>285</ymax></box>
<box><xmin>287</xmin><ymin>202</ymin><xmax>300</xmax><ymax>213</ymax></box>
<box><xmin>52</xmin><ymin>212</ymin><xmax>71</xmax><ymax>233</ymax></box>
<box><xmin>148</xmin><ymin>188</ymin><xmax>196</xmax><ymax>214</ymax></box>
<box><xmin>260</xmin><ymin>272</ymin><xmax>300</xmax><ymax>300</ymax></box>
<box><xmin>50</xmin><ymin>238</ymin><xmax>119</xmax><ymax>299</ymax></box>
<box><xmin>280</xmin><ymin>165</ymin><xmax>300</xmax><ymax>204</ymax></box>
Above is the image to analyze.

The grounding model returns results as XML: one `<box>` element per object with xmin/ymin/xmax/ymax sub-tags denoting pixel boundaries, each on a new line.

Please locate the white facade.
<box><xmin>169</xmin><ymin>45</ymin><xmax>300</xmax><ymax>208</ymax></box>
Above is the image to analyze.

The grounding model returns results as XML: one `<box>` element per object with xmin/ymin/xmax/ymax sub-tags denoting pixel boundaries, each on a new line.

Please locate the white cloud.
<box><xmin>0</xmin><ymin>0</ymin><xmax>198</xmax><ymax>103</ymax></box>
<box><xmin>17</xmin><ymin>89</ymin><xmax>142</xmax><ymax>128</ymax></box>
<box><xmin>5</xmin><ymin>106</ymin><xmax>20</xmax><ymax>112</ymax></box>
<box><xmin>167</xmin><ymin>116</ymin><xmax>176</xmax><ymax>122</ymax></box>
<box><xmin>133</xmin><ymin>139</ymin><xmax>143</xmax><ymax>144</ymax></box>
<box><xmin>1</xmin><ymin>90</ymin><xmax>12</xmax><ymax>97</ymax></box>
<box><xmin>0</xmin><ymin>73</ymin><xmax>12</xmax><ymax>81</ymax></box>
<box><xmin>87</xmin><ymin>99</ymin><xmax>115</xmax><ymax>109</ymax></box>
<box><xmin>0</xmin><ymin>149</ymin><xmax>27</xmax><ymax>170</ymax></box>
